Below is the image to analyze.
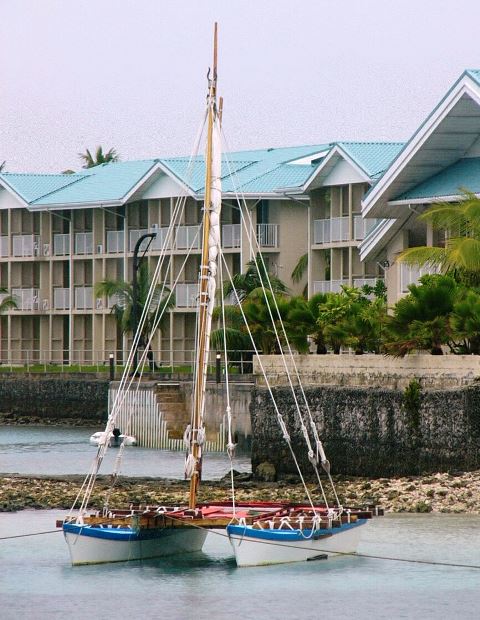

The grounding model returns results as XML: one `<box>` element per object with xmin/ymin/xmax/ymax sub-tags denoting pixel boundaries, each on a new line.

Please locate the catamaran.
<box><xmin>58</xmin><ymin>23</ymin><xmax>380</xmax><ymax>568</ymax></box>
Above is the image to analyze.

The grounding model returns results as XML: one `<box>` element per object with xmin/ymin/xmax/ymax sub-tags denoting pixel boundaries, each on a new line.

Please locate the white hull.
<box><xmin>64</xmin><ymin>526</ymin><xmax>208</xmax><ymax>565</ymax></box>
<box><xmin>228</xmin><ymin>520</ymin><xmax>367</xmax><ymax>567</ymax></box>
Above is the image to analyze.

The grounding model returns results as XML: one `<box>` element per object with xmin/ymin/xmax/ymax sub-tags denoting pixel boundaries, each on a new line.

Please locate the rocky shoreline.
<box><xmin>2</xmin><ymin>470</ymin><xmax>480</xmax><ymax>514</ymax></box>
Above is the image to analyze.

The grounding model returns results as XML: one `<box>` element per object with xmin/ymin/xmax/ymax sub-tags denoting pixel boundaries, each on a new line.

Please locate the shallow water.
<box><xmin>0</xmin><ymin>426</ymin><xmax>251</xmax><ymax>479</ymax></box>
<box><xmin>0</xmin><ymin>511</ymin><xmax>479</xmax><ymax>619</ymax></box>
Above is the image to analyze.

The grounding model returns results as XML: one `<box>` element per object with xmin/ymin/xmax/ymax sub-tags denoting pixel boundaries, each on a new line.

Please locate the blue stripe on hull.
<box><xmin>227</xmin><ymin>519</ymin><xmax>367</xmax><ymax>542</ymax></box>
<box><xmin>63</xmin><ymin>522</ymin><xmax>184</xmax><ymax>542</ymax></box>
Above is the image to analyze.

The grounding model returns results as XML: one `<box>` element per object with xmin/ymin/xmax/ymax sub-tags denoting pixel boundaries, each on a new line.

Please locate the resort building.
<box><xmin>0</xmin><ymin>142</ymin><xmax>404</xmax><ymax>365</ymax></box>
<box><xmin>360</xmin><ymin>70</ymin><xmax>480</xmax><ymax>304</ymax></box>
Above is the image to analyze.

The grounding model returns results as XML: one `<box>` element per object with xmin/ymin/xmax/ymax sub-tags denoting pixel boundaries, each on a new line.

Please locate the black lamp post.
<box><xmin>132</xmin><ymin>232</ymin><xmax>156</xmax><ymax>373</ymax></box>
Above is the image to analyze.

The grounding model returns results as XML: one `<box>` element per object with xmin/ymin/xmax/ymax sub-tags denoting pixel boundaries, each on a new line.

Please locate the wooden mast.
<box><xmin>189</xmin><ymin>23</ymin><xmax>218</xmax><ymax>509</ymax></box>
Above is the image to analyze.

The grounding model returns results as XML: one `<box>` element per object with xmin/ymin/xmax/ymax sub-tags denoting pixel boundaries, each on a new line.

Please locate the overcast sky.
<box><xmin>1</xmin><ymin>0</ymin><xmax>480</xmax><ymax>172</ymax></box>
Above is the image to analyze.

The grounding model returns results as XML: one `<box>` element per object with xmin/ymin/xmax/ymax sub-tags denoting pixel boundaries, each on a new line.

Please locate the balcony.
<box><xmin>313</xmin><ymin>217</ymin><xmax>379</xmax><ymax>244</ymax></box>
<box><xmin>176</xmin><ymin>225</ymin><xmax>201</xmax><ymax>250</ymax></box>
<box><xmin>106</xmin><ymin>230</ymin><xmax>124</xmax><ymax>253</ymax></box>
<box><xmin>257</xmin><ymin>223</ymin><xmax>278</xmax><ymax>248</ymax></box>
<box><xmin>12</xmin><ymin>288</ymin><xmax>40</xmax><ymax>310</ymax></box>
<box><xmin>53</xmin><ymin>233</ymin><xmax>70</xmax><ymax>256</ymax></box>
<box><xmin>75</xmin><ymin>286</ymin><xmax>93</xmax><ymax>310</ymax></box>
<box><xmin>0</xmin><ymin>236</ymin><xmax>8</xmax><ymax>257</ymax></box>
<box><xmin>400</xmin><ymin>264</ymin><xmax>438</xmax><ymax>293</ymax></box>
<box><xmin>12</xmin><ymin>235</ymin><xmax>40</xmax><ymax>257</ymax></box>
<box><xmin>54</xmin><ymin>288</ymin><xmax>70</xmax><ymax>310</ymax></box>
<box><xmin>75</xmin><ymin>232</ymin><xmax>93</xmax><ymax>255</ymax></box>
<box><xmin>176</xmin><ymin>283</ymin><xmax>198</xmax><ymax>308</ymax></box>
<box><xmin>222</xmin><ymin>224</ymin><xmax>241</xmax><ymax>248</ymax></box>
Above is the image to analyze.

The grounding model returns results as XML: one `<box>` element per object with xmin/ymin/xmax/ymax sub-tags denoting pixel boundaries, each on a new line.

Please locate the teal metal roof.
<box><xmin>397</xmin><ymin>157</ymin><xmax>480</xmax><ymax>201</ymax></box>
<box><xmin>32</xmin><ymin>160</ymin><xmax>158</xmax><ymax>205</ymax></box>
<box><xmin>0</xmin><ymin>172</ymin><xmax>86</xmax><ymax>203</ymax></box>
<box><xmin>337</xmin><ymin>142</ymin><xmax>405</xmax><ymax>179</ymax></box>
<box><xmin>0</xmin><ymin>142</ymin><xmax>405</xmax><ymax>207</ymax></box>
<box><xmin>238</xmin><ymin>163</ymin><xmax>315</xmax><ymax>193</ymax></box>
<box><xmin>161</xmin><ymin>144</ymin><xmax>332</xmax><ymax>194</ymax></box>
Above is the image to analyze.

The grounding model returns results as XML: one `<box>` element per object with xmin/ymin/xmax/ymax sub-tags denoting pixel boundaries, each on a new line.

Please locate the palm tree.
<box><xmin>398</xmin><ymin>191</ymin><xmax>480</xmax><ymax>284</ymax></box>
<box><xmin>223</xmin><ymin>256</ymin><xmax>288</xmax><ymax>303</ymax></box>
<box><xmin>79</xmin><ymin>146</ymin><xmax>120</xmax><ymax>169</ymax></box>
<box><xmin>95</xmin><ymin>263</ymin><xmax>174</xmax><ymax>368</ymax></box>
<box><xmin>384</xmin><ymin>275</ymin><xmax>458</xmax><ymax>356</ymax></box>
<box><xmin>285</xmin><ymin>294</ymin><xmax>328</xmax><ymax>353</ymax></box>
<box><xmin>291</xmin><ymin>253</ymin><xmax>308</xmax><ymax>297</ymax></box>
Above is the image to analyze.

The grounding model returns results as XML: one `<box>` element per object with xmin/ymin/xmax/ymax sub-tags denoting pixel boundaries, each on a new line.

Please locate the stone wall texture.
<box><xmin>251</xmin><ymin>385</ymin><xmax>480</xmax><ymax>477</ymax></box>
<box><xmin>0</xmin><ymin>375</ymin><xmax>109</xmax><ymax>420</ymax></box>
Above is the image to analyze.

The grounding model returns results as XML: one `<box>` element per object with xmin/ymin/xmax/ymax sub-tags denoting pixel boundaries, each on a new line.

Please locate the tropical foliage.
<box><xmin>398</xmin><ymin>191</ymin><xmax>480</xmax><ymax>285</ymax></box>
<box><xmin>79</xmin><ymin>146</ymin><xmax>120</xmax><ymax>169</ymax></box>
<box><xmin>95</xmin><ymin>263</ymin><xmax>174</xmax><ymax>365</ymax></box>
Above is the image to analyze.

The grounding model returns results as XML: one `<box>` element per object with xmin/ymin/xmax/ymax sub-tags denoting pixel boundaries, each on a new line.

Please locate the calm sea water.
<box><xmin>0</xmin><ymin>511</ymin><xmax>479</xmax><ymax>619</ymax></box>
<box><xmin>0</xmin><ymin>426</ymin><xmax>251</xmax><ymax>479</ymax></box>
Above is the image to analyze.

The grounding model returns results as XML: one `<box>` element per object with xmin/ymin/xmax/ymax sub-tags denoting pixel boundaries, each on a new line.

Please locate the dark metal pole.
<box><xmin>132</xmin><ymin>232</ymin><xmax>156</xmax><ymax>373</ymax></box>
<box><xmin>109</xmin><ymin>353</ymin><xmax>115</xmax><ymax>381</ymax></box>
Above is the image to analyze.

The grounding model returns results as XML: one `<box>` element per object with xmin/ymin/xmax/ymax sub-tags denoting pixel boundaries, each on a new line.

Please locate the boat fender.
<box><xmin>184</xmin><ymin>453</ymin><xmax>196</xmax><ymax>479</ymax></box>
<box><xmin>197</xmin><ymin>427</ymin><xmax>206</xmax><ymax>447</ymax></box>
<box><xmin>183</xmin><ymin>424</ymin><xmax>192</xmax><ymax>448</ymax></box>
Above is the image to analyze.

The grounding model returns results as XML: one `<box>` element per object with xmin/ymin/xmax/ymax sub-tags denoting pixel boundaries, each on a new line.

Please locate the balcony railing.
<box><xmin>75</xmin><ymin>232</ymin><xmax>93</xmax><ymax>255</ymax></box>
<box><xmin>176</xmin><ymin>225</ymin><xmax>201</xmax><ymax>250</ymax></box>
<box><xmin>151</xmin><ymin>226</ymin><xmax>172</xmax><ymax>251</ymax></box>
<box><xmin>0</xmin><ymin>236</ymin><xmax>8</xmax><ymax>257</ymax></box>
<box><xmin>176</xmin><ymin>283</ymin><xmax>198</xmax><ymax>308</ymax></box>
<box><xmin>129</xmin><ymin>228</ymin><xmax>150</xmax><ymax>252</ymax></box>
<box><xmin>12</xmin><ymin>288</ymin><xmax>40</xmax><ymax>310</ymax></box>
<box><xmin>353</xmin><ymin>277</ymin><xmax>383</xmax><ymax>288</ymax></box>
<box><xmin>222</xmin><ymin>224</ymin><xmax>241</xmax><ymax>248</ymax></box>
<box><xmin>75</xmin><ymin>286</ymin><xmax>93</xmax><ymax>310</ymax></box>
<box><xmin>53</xmin><ymin>288</ymin><xmax>70</xmax><ymax>310</ymax></box>
<box><xmin>53</xmin><ymin>233</ymin><xmax>70</xmax><ymax>256</ymax></box>
<box><xmin>257</xmin><ymin>223</ymin><xmax>278</xmax><ymax>248</ymax></box>
<box><xmin>400</xmin><ymin>264</ymin><xmax>439</xmax><ymax>293</ymax></box>
<box><xmin>313</xmin><ymin>216</ymin><xmax>380</xmax><ymax>244</ymax></box>
<box><xmin>12</xmin><ymin>235</ymin><xmax>40</xmax><ymax>257</ymax></box>
<box><xmin>106</xmin><ymin>230</ymin><xmax>124</xmax><ymax>253</ymax></box>
<box><xmin>313</xmin><ymin>278</ymin><xmax>383</xmax><ymax>294</ymax></box>
<box><xmin>312</xmin><ymin>280</ymin><xmax>347</xmax><ymax>294</ymax></box>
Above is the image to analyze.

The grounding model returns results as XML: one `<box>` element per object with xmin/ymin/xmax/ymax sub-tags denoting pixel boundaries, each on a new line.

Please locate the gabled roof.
<box><xmin>303</xmin><ymin>141</ymin><xmax>404</xmax><ymax>191</ymax></box>
<box><xmin>360</xmin><ymin>69</ymin><xmax>480</xmax><ymax>260</ymax></box>
<box><xmin>362</xmin><ymin>70</ymin><xmax>480</xmax><ymax>219</ymax></box>
<box><xmin>338</xmin><ymin>142</ymin><xmax>405</xmax><ymax>179</ymax></box>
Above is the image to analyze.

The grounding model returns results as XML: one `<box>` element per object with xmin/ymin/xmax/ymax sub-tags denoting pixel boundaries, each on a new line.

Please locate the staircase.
<box><xmin>155</xmin><ymin>383</ymin><xmax>190</xmax><ymax>439</ymax></box>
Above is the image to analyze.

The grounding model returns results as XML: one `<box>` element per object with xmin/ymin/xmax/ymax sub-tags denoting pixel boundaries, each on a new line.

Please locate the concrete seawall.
<box><xmin>250</xmin><ymin>383</ymin><xmax>480</xmax><ymax>477</ymax></box>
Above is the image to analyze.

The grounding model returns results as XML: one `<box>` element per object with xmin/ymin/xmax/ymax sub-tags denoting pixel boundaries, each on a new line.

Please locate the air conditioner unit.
<box><xmin>151</xmin><ymin>223</ymin><xmax>159</xmax><ymax>232</ymax></box>
<box><xmin>32</xmin><ymin>295</ymin><xmax>39</xmax><ymax>309</ymax></box>
<box><xmin>33</xmin><ymin>242</ymin><xmax>39</xmax><ymax>257</ymax></box>
<box><xmin>42</xmin><ymin>299</ymin><xmax>49</xmax><ymax>310</ymax></box>
<box><xmin>96</xmin><ymin>298</ymin><xmax>103</xmax><ymax>309</ymax></box>
<box><xmin>43</xmin><ymin>243</ymin><xmax>50</xmax><ymax>256</ymax></box>
<box><xmin>97</xmin><ymin>244</ymin><xmax>103</xmax><ymax>254</ymax></box>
